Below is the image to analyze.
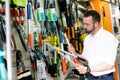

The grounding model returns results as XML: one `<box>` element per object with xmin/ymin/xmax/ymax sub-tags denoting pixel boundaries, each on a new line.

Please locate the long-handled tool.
<box><xmin>63</xmin><ymin>33</ymin><xmax>88</xmax><ymax>65</ymax></box>
<box><xmin>16</xmin><ymin>50</ymin><xmax>33</xmax><ymax>80</ymax></box>
<box><xmin>0</xmin><ymin>15</ymin><xmax>6</xmax><ymax>43</ymax></box>
<box><xmin>11</xmin><ymin>7</ymin><xmax>34</xmax><ymax>60</ymax></box>
<box><xmin>46</xmin><ymin>43</ymin><xmax>76</xmax><ymax>66</ymax></box>
<box><xmin>37</xmin><ymin>60</ymin><xmax>47</xmax><ymax>80</ymax></box>
<box><xmin>58</xmin><ymin>29</ymin><xmax>67</xmax><ymax>74</ymax></box>
<box><xmin>27</xmin><ymin>0</ymin><xmax>33</xmax><ymax>49</ymax></box>
<box><xmin>0</xmin><ymin>39</ymin><xmax>7</xmax><ymax>80</ymax></box>
<box><xmin>63</xmin><ymin>33</ymin><xmax>79</xmax><ymax>64</ymax></box>
<box><xmin>46</xmin><ymin>42</ymin><xmax>88</xmax><ymax>67</ymax></box>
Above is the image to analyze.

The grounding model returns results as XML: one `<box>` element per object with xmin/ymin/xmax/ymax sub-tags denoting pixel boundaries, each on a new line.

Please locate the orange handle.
<box><xmin>31</xmin><ymin>63</ymin><xmax>36</xmax><ymax>71</ymax></box>
<box><xmin>75</xmin><ymin>40</ymin><xmax>78</xmax><ymax>51</ymax></box>
<box><xmin>20</xmin><ymin>8</ymin><xmax>25</xmax><ymax>24</ymax></box>
<box><xmin>11</xmin><ymin>34</ymin><xmax>17</xmax><ymax>51</ymax></box>
<box><xmin>71</xmin><ymin>27</ymin><xmax>75</xmax><ymax>39</ymax></box>
<box><xmin>28</xmin><ymin>34</ymin><xmax>32</xmax><ymax>48</ymax></box>
<box><xmin>73</xmin><ymin>58</ymin><xmax>79</xmax><ymax>64</ymax></box>
<box><xmin>61</xmin><ymin>58</ymin><xmax>67</xmax><ymax>74</ymax></box>
<box><xmin>39</xmin><ymin>33</ymin><xmax>42</xmax><ymax>46</ymax></box>
<box><xmin>67</xmin><ymin>27</ymin><xmax>71</xmax><ymax>40</ymax></box>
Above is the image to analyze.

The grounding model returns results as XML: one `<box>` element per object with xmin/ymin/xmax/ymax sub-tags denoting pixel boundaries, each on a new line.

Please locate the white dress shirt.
<box><xmin>82</xmin><ymin>28</ymin><xmax>118</xmax><ymax>76</ymax></box>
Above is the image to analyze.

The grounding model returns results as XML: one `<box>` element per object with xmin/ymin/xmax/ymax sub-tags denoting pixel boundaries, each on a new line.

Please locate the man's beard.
<box><xmin>85</xmin><ymin>26</ymin><xmax>95</xmax><ymax>34</ymax></box>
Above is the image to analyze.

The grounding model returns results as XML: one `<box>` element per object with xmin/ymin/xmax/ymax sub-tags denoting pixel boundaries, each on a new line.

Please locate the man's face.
<box><xmin>83</xmin><ymin>16</ymin><xmax>95</xmax><ymax>34</ymax></box>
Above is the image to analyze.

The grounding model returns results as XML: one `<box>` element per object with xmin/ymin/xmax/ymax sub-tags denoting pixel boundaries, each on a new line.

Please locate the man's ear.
<box><xmin>94</xmin><ymin>22</ymin><xmax>99</xmax><ymax>27</ymax></box>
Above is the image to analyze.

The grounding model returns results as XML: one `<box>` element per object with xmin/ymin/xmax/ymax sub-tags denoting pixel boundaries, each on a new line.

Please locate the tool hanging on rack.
<box><xmin>10</xmin><ymin>4</ymin><xmax>36</xmax><ymax>79</ymax></box>
<box><xmin>32</xmin><ymin>32</ymin><xmax>42</xmax><ymax>80</ymax></box>
<box><xmin>65</xmin><ymin>0</ymin><xmax>80</xmax><ymax>55</ymax></box>
<box><xmin>0</xmin><ymin>1</ymin><xmax>18</xmax><ymax>52</ymax></box>
<box><xmin>37</xmin><ymin>43</ymin><xmax>49</xmax><ymax>80</ymax></box>
<box><xmin>58</xmin><ymin>29</ymin><xmax>67</xmax><ymax>74</ymax></box>
<box><xmin>44</xmin><ymin>0</ymin><xmax>61</xmax><ymax>80</ymax></box>
<box><xmin>37</xmin><ymin>28</ymin><xmax>49</xmax><ymax>80</ymax></box>
<box><xmin>55</xmin><ymin>0</ymin><xmax>69</xmax><ymax>75</ymax></box>
<box><xmin>63</xmin><ymin>33</ymin><xmax>79</xmax><ymax>64</ymax></box>
<box><xmin>0</xmin><ymin>12</ymin><xmax>18</xmax><ymax>52</ymax></box>
<box><xmin>26</xmin><ymin>1</ymin><xmax>39</xmax><ymax>79</ymax></box>
<box><xmin>31</xmin><ymin>0</ymin><xmax>48</xmax><ymax>79</ymax></box>
<box><xmin>27</xmin><ymin>0</ymin><xmax>33</xmax><ymax>49</ymax></box>
<box><xmin>0</xmin><ymin>38</ymin><xmax>7</xmax><ymax>80</ymax></box>
<box><xmin>10</xmin><ymin>7</ymin><xmax>34</xmax><ymax>60</ymax></box>
<box><xmin>64</xmin><ymin>0</ymin><xmax>71</xmax><ymax>40</ymax></box>
<box><xmin>32</xmin><ymin>32</ymin><xmax>41</xmax><ymax>60</ymax></box>
<box><xmin>0</xmin><ymin>15</ymin><xmax>6</xmax><ymax>43</ymax></box>
<box><xmin>16</xmin><ymin>50</ymin><xmax>33</xmax><ymax>80</ymax></box>
<box><xmin>37</xmin><ymin>60</ymin><xmax>47</xmax><ymax>80</ymax></box>
<box><xmin>73</xmin><ymin>0</ymin><xmax>82</xmax><ymax>53</ymax></box>
<box><xmin>0</xmin><ymin>2</ymin><xmax>12</xmax><ymax>49</ymax></box>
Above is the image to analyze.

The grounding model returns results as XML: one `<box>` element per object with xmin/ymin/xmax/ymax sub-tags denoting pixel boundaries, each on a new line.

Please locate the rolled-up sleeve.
<box><xmin>104</xmin><ymin>36</ymin><xmax>118</xmax><ymax>65</ymax></box>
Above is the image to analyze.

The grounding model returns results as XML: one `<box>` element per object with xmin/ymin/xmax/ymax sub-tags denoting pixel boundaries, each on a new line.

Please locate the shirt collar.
<box><xmin>90</xmin><ymin>27</ymin><xmax>103</xmax><ymax>38</ymax></box>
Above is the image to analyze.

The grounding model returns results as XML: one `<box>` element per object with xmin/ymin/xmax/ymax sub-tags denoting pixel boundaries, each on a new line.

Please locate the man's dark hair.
<box><xmin>84</xmin><ymin>10</ymin><xmax>101</xmax><ymax>23</ymax></box>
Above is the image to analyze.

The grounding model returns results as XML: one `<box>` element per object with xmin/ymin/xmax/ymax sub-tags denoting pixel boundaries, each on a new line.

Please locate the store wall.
<box><xmin>90</xmin><ymin>0</ymin><xmax>103</xmax><ymax>27</ymax></box>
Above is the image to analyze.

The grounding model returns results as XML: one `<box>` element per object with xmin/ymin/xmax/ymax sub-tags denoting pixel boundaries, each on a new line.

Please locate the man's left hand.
<box><xmin>76</xmin><ymin>64</ymin><xmax>87</xmax><ymax>74</ymax></box>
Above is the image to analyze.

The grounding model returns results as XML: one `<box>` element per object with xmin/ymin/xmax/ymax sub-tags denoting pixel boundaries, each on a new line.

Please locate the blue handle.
<box><xmin>0</xmin><ymin>56</ymin><xmax>4</xmax><ymax>63</ymax></box>
<box><xmin>27</xmin><ymin>3</ymin><xmax>31</xmax><ymax>19</ymax></box>
<box><xmin>58</xmin><ymin>29</ymin><xmax>63</xmax><ymax>43</ymax></box>
<box><xmin>0</xmin><ymin>56</ymin><xmax>7</xmax><ymax>80</ymax></box>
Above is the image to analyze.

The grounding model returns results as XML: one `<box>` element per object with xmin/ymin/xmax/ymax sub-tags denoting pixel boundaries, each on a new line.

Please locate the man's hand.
<box><xmin>76</xmin><ymin>64</ymin><xmax>87</xmax><ymax>74</ymax></box>
<box><xmin>67</xmin><ymin>44</ymin><xmax>76</xmax><ymax>54</ymax></box>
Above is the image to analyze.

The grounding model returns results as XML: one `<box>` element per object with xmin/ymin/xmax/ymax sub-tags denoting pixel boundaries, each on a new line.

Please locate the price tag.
<box><xmin>39</xmin><ymin>7</ymin><xmax>45</xmax><ymax>21</ymax></box>
<box><xmin>51</xmin><ymin>8</ymin><xmax>57</xmax><ymax>21</ymax></box>
<box><xmin>47</xmin><ymin>8</ymin><xmax>57</xmax><ymax>21</ymax></box>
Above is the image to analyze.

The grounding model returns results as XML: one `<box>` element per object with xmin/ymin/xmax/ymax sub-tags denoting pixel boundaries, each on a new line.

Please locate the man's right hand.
<box><xmin>67</xmin><ymin>44</ymin><xmax>76</xmax><ymax>54</ymax></box>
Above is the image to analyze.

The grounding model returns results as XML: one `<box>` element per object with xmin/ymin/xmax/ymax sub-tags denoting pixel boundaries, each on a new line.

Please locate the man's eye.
<box><xmin>84</xmin><ymin>23</ymin><xmax>89</xmax><ymax>26</ymax></box>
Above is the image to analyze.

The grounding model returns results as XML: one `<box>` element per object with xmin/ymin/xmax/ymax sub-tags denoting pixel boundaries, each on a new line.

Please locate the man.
<box><xmin>68</xmin><ymin>10</ymin><xmax>118</xmax><ymax>80</ymax></box>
